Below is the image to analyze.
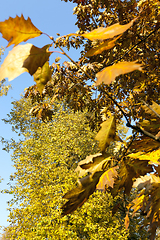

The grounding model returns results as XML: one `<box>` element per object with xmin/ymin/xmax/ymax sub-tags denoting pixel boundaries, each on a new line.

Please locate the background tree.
<box><xmin>1</xmin><ymin>98</ymin><xmax>133</xmax><ymax>240</ymax></box>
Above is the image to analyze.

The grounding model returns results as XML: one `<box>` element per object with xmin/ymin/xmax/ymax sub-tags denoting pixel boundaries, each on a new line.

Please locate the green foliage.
<box><xmin>2</xmin><ymin>99</ymin><xmax>129</xmax><ymax>239</ymax></box>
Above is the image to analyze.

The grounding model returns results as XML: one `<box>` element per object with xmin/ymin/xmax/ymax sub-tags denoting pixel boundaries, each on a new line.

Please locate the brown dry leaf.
<box><xmin>84</xmin><ymin>35</ymin><xmax>121</xmax><ymax>57</ymax></box>
<box><xmin>81</xmin><ymin>18</ymin><xmax>137</xmax><ymax>41</ymax></box>
<box><xmin>0</xmin><ymin>43</ymin><xmax>32</xmax><ymax>81</ymax></box>
<box><xmin>96</xmin><ymin>166</ymin><xmax>119</xmax><ymax>190</ymax></box>
<box><xmin>111</xmin><ymin>158</ymin><xmax>153</xmax><ymax>196</ymax></box>
<box><xmin>23</xmin><ymin>44</ymin><xmax>51</xmax><ymax>75</ymax></box>
<box><xmin>130</xmin><ymin>136</ymin><xmax>160</xmax><ymax>152</ymax></box>
<box><xmin>95</xmin><ymin>61</ymin><xmax>142</xmax><ymax>86</ymax></box>
<box><xmin>61</xmin><ymin>171</ymin><xmax>103</xmax><ymax>216</ymax></box>
<box><xmin>0</xmin><ymin>14</ymin><xmax>42</xmax><ymax>47</ymax></box>
<box><xmin>95</xmin><ymin>115</ymin><xmax>116</xmax><ymax>152</ymax></box>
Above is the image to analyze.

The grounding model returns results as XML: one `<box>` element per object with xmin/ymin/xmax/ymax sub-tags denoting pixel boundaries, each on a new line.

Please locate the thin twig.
<box><xmin>113</xmin><ymin>25</ymin><xmax>160</xmax><ymax>64</ymax></box>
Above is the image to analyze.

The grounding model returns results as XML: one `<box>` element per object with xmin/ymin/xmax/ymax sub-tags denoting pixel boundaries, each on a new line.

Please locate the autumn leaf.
<box><xmin>128</xmin><ymin>149</ymin><xmax>160</xmax><ymax>165</ymax></box>
<box><xmin>129</xmin><ymin>174</ymin><xmax>160</xmax><ymax>239</ymax></box>
<box><xmin>0</xmin><ymin>14</ymin><xmax>42</xmax><ymax>47</ymax></box>
<box><xmin>61</xmin><ymin>171</ymin><xmax>103</xmax><ymax>216</ymax></box>
<box><xmin>23</xmin><ymin>44</ymin><xmax>51</xmax><ymax>75</ymax></box>
<box><xmin>0</xmin><ymin>44</ymin><xmax>32</xmax><ymax>81</ymax></box>
<box><xmin>0</xmin><ymin>44</ymin><xmax>51</xmax><ymax>82</ymax></box>
<box><xmin>76</xmin><ymin>152</ymin><xmax>111</xmax><ymax>177</ymax></box>
<box><xmin>84</xmin><ymin>35</ymin><xmax>121</xmax><ymax>57</ymax></box>
<box><xmin>111</xmin><ymin>158</ymin><xmax>153</xmax><ymax>196</ymax></box>
<box><xmin>125</xmin><ymin>213</ymin><xmax>130</xmax><ymax>230</ymax></box>
<box><xmin>81</xmin><ymin>18</ymin><xmax>137</xmax><ymax>41</ymax></box>
<box><xmin>130</xmin><ymin>136</ymin><xmax>160</xmax><ymax>152</ymax></box>
<box><xmin>96</xmin><ymin>166</ymin><xmax>119</xmax><ymax>190</ymax></box>
<box><xmin>142</xmin><ymin>101</ymin><xmax>160</xmax><ymax>118</ymax></box>
<box><xmin>95</xmin><ymin>61</ymin><xmax>143</xmax><ymax>86</ymax></box>
<box><xmin>33</xmin><ymin>61</ymin><xmax>52</xmax><ymax>94</ymax></box>
<box><xmin>95</xmin><ymin>115</ymin><xmax>116</xmax><ymax>152</ymax></box>
<box><xmin>133</xmin><ymin>174</ymin><xmax>160</xmax><ymax>190</ymax></box>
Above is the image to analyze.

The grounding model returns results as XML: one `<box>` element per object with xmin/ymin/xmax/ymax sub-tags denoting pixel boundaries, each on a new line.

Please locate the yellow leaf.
<box><xmin>84</xmin><ymin>35</ymin><xmax>121</xmax><ymax>57</ymax></box>
<box><xmin>33</xmin><ymin>61</ymin><xmax>52</xmax><ymax>94</ymax></box>
<box><xmin>128</xmin><ymin>149</ymin><xmax>160</xmax><ymax>165</ymax></box>
<box><xmin>96</xmin><ymin>166</ymin><xmax>119</xmax><ymax>190</ymax></box>
<box><xmin>0</xmin><ymin>44</ymin><xmax>32</xmax><ymax>81</ymax></box>
<box><xmin>82</xmin><ymin>18</ymin><xmax>137</xmax><ymax>41</ymax></box>
<box><xmin>95</xmin><ymin>115</ymin><xmax>116</xmax><ymax>152</ymax></box>
<box><xmin>95</xmin><ymin>61</ymin><xmax>142</xmax><ymax>86</ymax></box>
<box><xmin>76</xmin><ymin>152</ymin><xmax>111</xmax><ymax>177</ymax></box>
<box><xmin>0</xmin><ymin>14</ymin><xmax>42</xmax><ymax>47</ymax></box>
<box><xmin>61</xmin><ymin>171</ymin><xmax>103</xmax><ymax>216</ymax></box>
<box><xmin>142</xmin><ymin>101</ymin><xmax>160</xmax><ymax>117</ymax></box>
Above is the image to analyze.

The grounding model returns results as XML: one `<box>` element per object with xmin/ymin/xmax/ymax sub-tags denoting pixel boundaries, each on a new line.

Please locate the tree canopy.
<box><xmin>1</xmin><ymin>99</ymin><xmax>132</xmax><ymax>239</ymax></box>
<box><xmin>0</xmin><ymin>0</ymin><xmax>160</xmax><ymax>239</ymax></box>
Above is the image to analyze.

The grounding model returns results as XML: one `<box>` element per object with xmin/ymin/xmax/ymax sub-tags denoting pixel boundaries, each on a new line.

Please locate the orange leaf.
<box><xmin>125</xmin><ymin>213</ymin><xmax>130</xmax><ymax>230</ymax></box>
<box><xmin>84</xmin><ymin>35</ymin><xmax>121</xmax><ymax>57</ymax></box>
<box><xmin>95</xmin><ymin>61</ymin><xmax>142</xmax><ymax>86</ymax></box>
<box><xmin>82</xmin><ymin>18</ymin><xmax>137</xmax><ymax>41</ymax></box>
<box><xmin>96</xmin><ymin>166</ymin><xmax>119</xmax><ymax>190</ymax></box>
<box><xmin>0</xmin><ymin>14</ymin><xmax>42</xmax><ymax>47</ymax></box>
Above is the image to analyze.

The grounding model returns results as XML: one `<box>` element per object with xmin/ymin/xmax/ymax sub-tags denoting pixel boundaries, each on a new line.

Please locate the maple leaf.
<box><xmin>0</xmin><ymin>15</ymin><xmax>42</xmax><ymax>47</ymax></box>
<box><xmin>111</xmin><ymin>158</ymin><xmax>153</xmax><ymax>196</ymax></box>
<box><xmin>96</xmin><ymin>166</ymin><xmax>119</xmax><ymax>190</ymax></box>
<box><xmin>0</xmin><ymin>44</ymin><xmax>32</xmax><ymax>81</ymax></box>
<box><xmin>95</xmin><ymin>61</ymin><xmax>143</xmax><ymax>86</ymax></box>
<box><xmin>0</xmin><ymin>44</ymin><xmax>51</xmax><ymax>82</ymax></box>
<box><xmin>23</xmin><ymin>44</ymin><xmax>51</xmax><ymax>75</ymax></box>
<box><xmin>95</xmin><ymin>115</ymin><xmax>116</xmax><ymax>152</ymax></box>
<box><xmin>81</xmin><ymin>18</ymin><xmax>137</xmax><ymax>41</ymax></box>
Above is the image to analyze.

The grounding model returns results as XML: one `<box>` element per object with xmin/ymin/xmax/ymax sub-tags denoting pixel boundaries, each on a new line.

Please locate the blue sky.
<box><xmin>0</xmin><ymin>0</ymin><xmax>79</xmax><ymax>233</ymax></box>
